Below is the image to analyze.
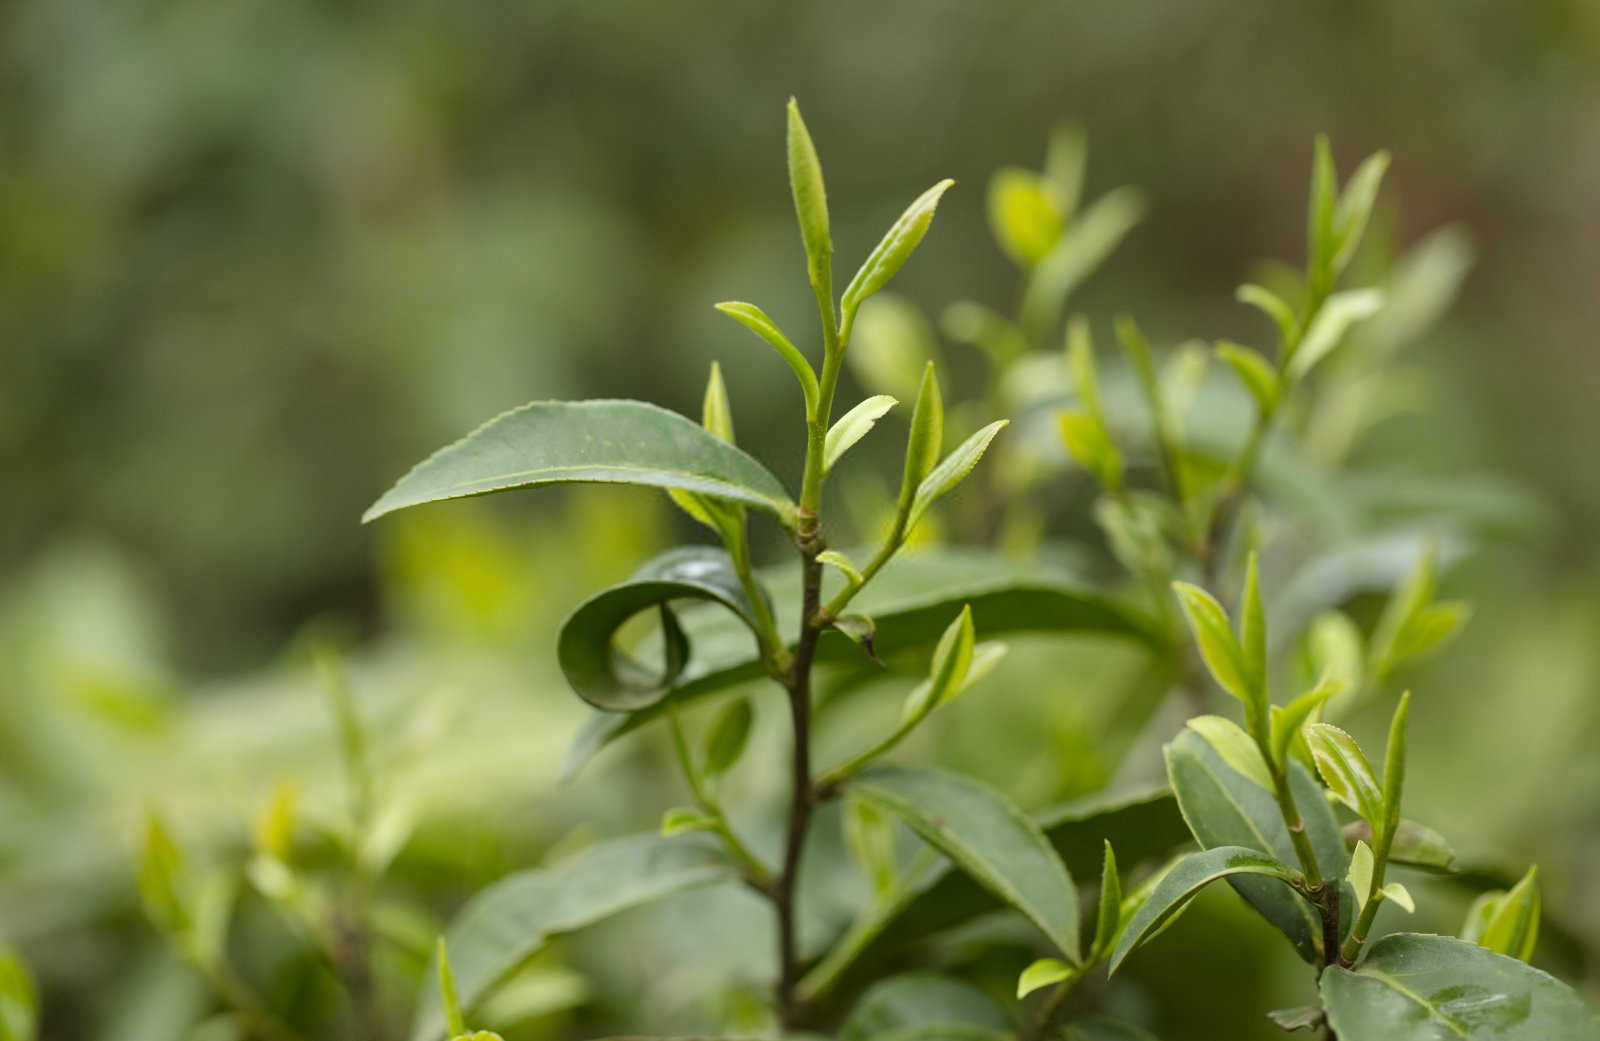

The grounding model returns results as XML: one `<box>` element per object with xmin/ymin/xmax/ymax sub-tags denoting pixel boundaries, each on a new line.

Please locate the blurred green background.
<box><xmin>4</xmin><ymin>1</ymin><xmax>1599</xmax><ymax>1039</ymax></box>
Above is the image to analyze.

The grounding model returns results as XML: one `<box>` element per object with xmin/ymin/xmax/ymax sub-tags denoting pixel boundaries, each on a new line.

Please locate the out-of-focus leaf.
<box><xmin>1021</xmin><ymin>187</ymin><xmax>1145</xmax><ymax>340</ymax></box>
<box><xmin>1016</xmin><ymin>958</ymin><xmax>1074</xmax><ymax>999</ymax></box>
<box><xmin>0</xmin><ymin>946</ymin><xmax>38</xmax><ymax>1041</ymax></box>
<box><xmin>659</xmin><ymin>807</ymin><xmax>717</xmax><ymax>837</ymax></box>
<box><xmin>1266</xmin><ymin>1007</ymin><xmax>1324</xmax><ymax>1033</ymax></box>
<box><xmin>1331</xmin><ymin>151</ymin><xmax>1390</xmax><ymax>275</ymax></box>
<box><xmin>701</xmin><ymin>696</ymin><xmax>753</xmax><ymax>778</ymax></box>
<box><xmin>557</xmin><ymin>547</ymin><xmax>770</xmax><ymax>712</ymax></box>
<box><xmin>363</xmin><ymin>401</ymin><xmax>794</xmax><ymax>524</ymax></box>
<box><xmin>941</xmin><ymin>301</ymin><xmax>1027</xmax><ymax>368</ymax></box>
<box><xmin>1165</xmin><ymin>730</ymin><xmax>1348</xmax><ymax>961</ymax></box>
<box><xmin>252</xmin><ymin>780</ymin><xmax>298</xmax><ymax>864</ymax></box>
<box><xmin>138</xmin><ymin>812</ymin><xmax>187</xmax><ymax>933</ymax></box>
<box><xmin>1236</xmin><ymin>283</ymin><xmax>1297</xmax><ymax>348</ymax></box>
<box><xmin>987</xmin><ymin>168</ymin><xmax>1063</xmax><ymax>267</ymax></box>
<box><xmin>437</xmin><ymin>937</ymin><xmax>468</xmax><ymax>1037</ymax></box>
<box><xmin>851</xmin><ymin>765</ymin><xmax>1080</xmax><ymax>962</ymax></box>
<box><xmin>827</xmin><ymin>396</ymin><xmax>900</xmax><ymax>473</ymax></box>
<box><xmin>1058</xmin><ymin>412</ymin><xmax>1122</xmax><ymax>491</ymax></box>
<box><xmin>1344</xmin><ymin>818</ymin><xmax>1454</xmax><ymax>872</ymax></box>
<box><xmin>1320</xmin><ymin>934</ymin><xmax>1592</xmax><ymax>1040</ymax></box>
<box><xmin>1215</xmin><ymin>341</ymin><xmax>1279</xmax><ymax>415</ymax></box>
<box><xmin>1108</xmin><ymin>845</ymin><xmax>1299</xmax><ymax>974</ymax></box>
<box><xmin>844</xmin><ymin>796</ymin><xmax>898</xmax><ymax>895</ymax></box>
<box><xmin>840</xmin><ymin>974</ymin><xmax>1009</xmax><ymax>1041</ymax></box>
<box><xmin>843</xmin><ymin>180</ymin><xmax>956</xmax><ymax>315</ymax></box>
<box><xmin>1289</xmin><ymin>289</ymin><xmax>1384</xmax><ymax>382</ymax></box>
<box><xmin>562</xmin><ymin>550</ymin><xmax>1159</xmax><ymax>777</ymax></box>
<box><xmin>1476</xmin><ymin>866</ymin><xmax>1541</xmax><ymax>962</ymax></box>
<box><xmin>411</xmin><ymin>833</ymin><xmax>733</xmax><ymax>1041</ymax></box>
<box><xmin>850</xmin><ymin>295</ymin><xmax>938</xmax><ymax>401</ymax></box>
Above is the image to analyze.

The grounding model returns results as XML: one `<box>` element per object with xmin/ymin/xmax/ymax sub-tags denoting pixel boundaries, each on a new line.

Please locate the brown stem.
<box><xmin>775</xmin><ymin>520</ymin><xmax>825</xmax><ymax>1027</ymax></box>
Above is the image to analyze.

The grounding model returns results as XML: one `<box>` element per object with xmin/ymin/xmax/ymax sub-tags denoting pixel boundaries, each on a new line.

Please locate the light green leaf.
<box><xmin>987</xmin><ymin>168</ymin><xmax>1063</xmax><ymax>267</ymax></box>
<box><xmin>1236</xmin><ymin>283</ymin><xmax>1298</xmax><ymax>348</ymax></box>
<box><xmin>1092</xmin><ymin>841</ymin><xmax>1123</xmax><ymax>958</ymax></box>
<box><xmin>1320</xmin><ymin>933</ymin><xmax>1592</xmax><ymax>1040</ymax></box>
<box><xmin>840</xmin><ymin>974</ymin><xmax>1009</xmax><ymax>1041</ymax></box>
<box><xmin>714</xmin><ymin>301</ymin><xmax>819</xmax><ymax>415</ymax></box>
<box><xmin>787</xmin><ymin>98</ymin><xmax>832</xmax><ymax>293</ymax></box>
<box><xmin>1058</xmin><ymin>412</ymin><xmax>1122</xmax><ymax>491</ymax></box>
<box><xmin>557</xmin><ymin>546</ymin><xmax>771</xmax><ymax>712</ymax></box>
<box><xmin>1016</xmin><ymin>958</ymin><xmax>1074</xmax><ymax>999</ymax></box>
<box><xmin>1021</xmin><ymin>187</ymin><xmax>1145</xmax><ymax>340</ymax></box>
<box><xmin>1332</xmin><ymin>150</ymin><xmax>1390</xmax><ymax>275</ymax></box>
<box><xmin>906</xmin><ymin>421</ymin><xmax>1009</xmax><ymax>531</ymax></box>
<box><xmin>0</xmin><ymin>946</ymin><xmax>38</xmax><ymax>1041</ymax></box>
<box><xmin>1170</xmin><ymin>583</ymin><xmax>1250</xmax><ymax>706</ymax></box>
<box><xmin>833</xmin><ymin>613</ymin><xmax>877</xmax><ymax>655</ymax></box>
<box><xmin>1270</xmin><ymin>679</ymin><xmax>1336</xmax><ymax>771</ymax></box>
<box><xmin>1479</xmin><ymin>866</ymin><xmax>1541</xmax><ymax>962</ymax></box>
<box><xmin>899</xmin><ymin>363</ymin><xmax>945</xmax><ymax>510</ymax></box>
<box><xmin>902</xmin><ymin>607</ymin><xmax>975</xmax><ymax>723</ymax></box>
<box><xmin>411</xmin><ymin>833</ymin><xmax>732</xmax><ymax>1041</ymax></box>
<box><xmin>1289</xmin><ymin>288</ymin><xmax>1385</xmax><ymax>382</ymax></box>
<box><xmin>700</xmin><ymin>362</ymin><xmax>734</xmax><ymax>443</ymax></box>
<box><xmin>138</xmin><ymin>811</ymin><xmax>187</xmax><ymax>933</ymax></box>
<box><xmin>659</xmin><ymin>807</ymin><xmax>718</xmax><ymax>837</ymax></box>
<box><xmin>1379</xmin><ymin>882</ymin><xmax>1415</xmax><ymax>914</ymax></box>
<box><xmin>844</xmin><ymin>795</ymin><xmax>898</xmax><ymax>895</ymax></box>
<box><xmin>363</xmin><ymin>400</ymin><xmax>794</xmax><ymax>524</ymax></box>
<box><xmin>1108</xmin><ymin>846</ymin><xmax>1299</xmax><ymax>974</ymax></box>
<box><xmin>818</xmin><ymin>550</ymin><xmax>865</xmax><ymax>587</ymax></box>
<box><xmin>843</xmin><ymin>180</ymin><xmax>956</xmax><ymax>315</ymax></box>
<box><xmin>1307</xmin><ymin>134</ymin><xmax>1337</xmax><ymax>287</ymax></box>
<box><xmin>252</xmin><ymin>780</ymin><xmax>298</xmax><ymax>864</ymax></box>
<box><xmin>941</xmin><ymin>301</ymin><xmax>1027</xmax><ymax>367</ymax></box>
<box><xmin>1306</xmin><ymin>723</ymin><xmax>1385</xmax><ymax>826</ymax></box>
<box><xmin>1381</xmin><ymin>692</ymin><xmax>1410</xmax><ymax>829</ymax></box>
<box><xmin>1387</xmin><ymin>601</ymin><xmax>1471</xmax><ymax>676</ymax></box>
<box><xmin>437</xmin><ymin>937</ymin><xmax>468</xmax><ymax>1038</ymax></box>
<box><xmin>850</xmin><ymin>294</ymin><xmax>938</xmax><ymax>400</ymax></box>
<box><xmin>1185</xmin><ymin>716</ymin><xmax>1274</xmax><ymax>792</ymax></box>
<box><xmin>1302</xmin><ymin>610</ymin><xmax>1364</xmax><ymax>699</ymax></box>
<box><xmin>827</xmin><ymin>396</ymin><xmax>899</xmax><ymax>473</ymax></box>
<box><xmin>1240</xmin><ymin>552</ymin><xmax>1267</xmax><ymax>719</ymax></box>
<box><xmin>1044</xmin><ymin>123</ymin><xmax>1087</xmax><ymax>216</ymax></box>
<box><xmin>702</xmin><ymin>696</ymin><xmax>753</xmax><ymax>778</ymax></box>
<box><xmin>852</xmin><ymin>765</ymin><xmax>1080</xmax><ymax>962</ymax></box>
<box><xmin>1215</xmin><ymin>341</ymin><xmax>1280</xmax><ymax>416</ymax></box>
<box><xmin>1165</xmin><ymin>730</ymin><xmax>1349</xmax><ymax>961</ymax></box>
<box><xmin>1349</xmin><ymin>840</ymin><xmax>1375</xmax><ymax>913</ymax></box>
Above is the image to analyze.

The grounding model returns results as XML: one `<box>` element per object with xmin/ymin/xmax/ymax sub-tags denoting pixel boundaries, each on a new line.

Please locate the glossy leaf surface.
<box><xmin>852</xmin><ymin>765</ymin><xmax>1080</xmax><ymax>962</ymax></box>
<box><xmin>1320</xmin><ymin>933</ymin><xmax>1596</xmax><ymax>1040</ymax></box>
<box><xmin>364</xmin><ymin>400</ymin><xmax>793</xmax><ymax>523</ymax></box>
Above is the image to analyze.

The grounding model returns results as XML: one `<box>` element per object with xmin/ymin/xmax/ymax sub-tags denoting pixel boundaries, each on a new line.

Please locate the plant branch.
<box><xmin>668</xmin><ymin>714</ymin><xmax>774</xmax><ymax>892</ymax></box>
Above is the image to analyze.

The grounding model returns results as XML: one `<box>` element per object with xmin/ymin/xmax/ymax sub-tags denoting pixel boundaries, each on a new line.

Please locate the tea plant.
<box><xmin>131</xmin><ymin>105</ymin><xmax>1598</xmax><ymax>1041</ymax></box>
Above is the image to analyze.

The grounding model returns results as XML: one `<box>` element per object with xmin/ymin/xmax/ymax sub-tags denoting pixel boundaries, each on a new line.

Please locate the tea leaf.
<box><xmin>1269</xmin><ymin>680</ymin><xmax>1336</xmax><ymax>771</ymax></box>
<box><xmin>1478</xmin><ymin>865</ymin><xmax>1541</xmax><ymax>962</ymax></box>
<box><xmin>1320</xmin><ymin>934</ymin><xmax>1590</xmax><ymax>1040</ymax></box>
<box><xmin>363</xmin><ymin>400</ymin><xmax>795</xmax><ymax>524</ymax></box>
<box><xmin>1305</xmin><ymin>723</ymin><xmax>1385</xmax><ymax>826</ymax></box>
<box><xmin>1108</xmin><ymin>846</ymin><xmax>1299</xmax><ymax>974</ymax></box>
<box><xmin>818</xmin><ymin>550</ymin><xmax>865</xmax><ymax>587</ymax></box>
<box><xmin>411</xmin><ymin>833</ymin><xmax>733</xmax><ymax>1041</ymax></box>
<box><xmin>1288</xmin><ymin>288</ymin><xmax>1384</xmax><ymax>382</ymax></box>
<box><xmin>901</xmin><ymin>606</ymin><xmax>975</xmax><ymax>723</ymax></box>
<box><xmin>850</xmin><ymin>295</ymin><xmax>939</xmax><ymax>400</ymax></box>
<box><xmin>1165</xmin><ymin>729</ymin><xmax>1348</xmax><ymax>961</ymax></box>
<box><xmin>840</xmin><ymin>974</ymin><xmax>1009</xmax><ymax>1041</ymax></box>
<box><xmin>252</xmin><ymin>780</ymin><xmax>299</xmax><ymax>864</ymax></box>
<box><xmin>844</xmin><ymin>795</ymin><xmax>898</xmax><ymax>895</ymax></box>
<box><xmin>1171</xmin><ymin>583</ymin><xmax>1250</xmax><ymax>706</ymax></box>
<box><xmin>826</xmin><ymin>395</ymin><xmax>899</xmax><ymax>473</ymax></box>
<box><xmin>0</xmin><ymin>946</ymin><xmax>38</xmax><ymax>1041</ymax></box>
<box><xmin>699</xmin><ymin>362</ymin><xmax>734</xmax><ymax>443</ymax></box>
<box><xmin>941</xmin><ymin>301</ymin><xmax>1028</xmax><ymax>367</ymax></box>
<box><xmin>843</xmin><ymin>180</ymin><xmax>956</xmax><ymax>317</ymax></box>
<box><xmin>906</xmin><ymin>421</ymin><xmax>1009</xmax><ymax>531</ymax></box>
<box><xmin>1185</xmin><ymin>716</ymin><xmax>1274</xmax><ymax>792</ymax></box>
<box><xmin>1348</xmin><ymin>840</ymin><xmax>1375</xmax><ymax>913</ymax></box>
<box><xmin>1016</xmin><ymin>958</ymin><xmax>1074</xmax><ymax>999</ymax></box>
<box><xmin>1307</xmin><ymin>134</ymin><xmax>1338</xmax><ymax>288</ymax></box>
<box><xmin>899</xmin><ymin>363</ymin><xmax>946</xmax><ymax>509</ymax></box>
<box><xmin>1378</xmin><ymin>881</ymin><xmax>1414</xmax><ymax>914</ymax></box>
<box><xmin>437</xmin><ymin>938</ymin><xmax>468</xmax><ymax>1038</ymax></box>
<box><xmin>1331</xmin><ymin>150</ymin><xmax>1390</xmax><ymax>275</ymax></box>
<box><xmin>138</xmin><ymin>811</ymin><xmax>187</xmax><ymax>933</ymax></box>
<box><xmin>659</xmin><ymin>807</ymin><xmax>718</xmax><ymax>837</ymax></box>
<box><xmin>1215</xmin><ymin>341</ymin><xmax>1279</xmax><ymax>415</ymax></box>
<box><xmin>852</xmin><ymin>765</ymin><xmax>1081</xmax><ymax>962</ymax></box>
<box><xmin>714</xmin><ymin>301</ymin><xmax>820</xmax><ymax>415</ymax></box>
<box><xmin>1058</xmin><ymin>412</ymin><xmax>1122</xmax><ymax>492</ymax></box>
<box><xmin>1239</xmin><ymin>552</ymin><xmax>1267</xmax><ymax>721</ymax></box>
<box><xmin>987</xmin><ymin>168</ymin><xmax>1062</xmax><ymax>267</ymax></box>
<box><xmin>1236</xmin><ymin>284</ymin><xmax>1298</xmax><ymax>348</ymax></box>
<box><xmin>787</xmin><ymin>98</ymin><xmax>832</xmax><ymax>294</ymax></box>
<box><xmin>701</xmin><ymin>696</ymin><xmax>753</xmax><ymax>778</ymax></box>
<box><xmin>1021</xmin><ymin>187</ymin><xmax>1145</xmax><ymax>340</ymax></box>
<box><xmin>1063</xmin><ymin>1018</ymin><xmax>1163</xmax><ymax>1041</ymax></box>
<box><xmin>1092</xmin><ymin>841</ymin><xmax>1123</xmax><ymax>958</ymax></box>
<box><xmin>558</xmin><ymin>546</ymin><xmax>772</xmax><ymax>711</ymax></box>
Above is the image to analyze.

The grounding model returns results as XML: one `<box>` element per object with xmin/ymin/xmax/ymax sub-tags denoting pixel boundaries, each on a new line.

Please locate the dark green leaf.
<box><xmin>851</xmin><ymin>765</ymin><xmax>1080</xmax><ymax>962</ymax></box>
<box><xmin>840</xmin><ymin>973</ymin><xmax>1009</xmax><ymax>1041</ymax></box>
<box><xmin>363</xmin><ymin>400</ymin><xmax>794</xmax><ymax>524</ymax></box>
<box><xmin>1320</xmin><ymin>933</ymin><xmax>1595</xmax><ymax>1040</ymax></box>
<box><xmin>1108</xmin><ymin>845</ymin><xmax>1299</xmax><ymax>974</ymax></box>
<box><xmin>411</xmin><ymin>833</ymin><xmax>733</xmax><ymax>1041</ymax></box>
<box><xmin>562</xmin><ymin>550</ymin><xmax>1160</xmax><ymax>777</ymax></box>
<box><xmin>1165</xmin><ymin>729</ymin><xmax>1348</xmax><ymax>962</ymax></box>
<box><xmin>557</xmin><ymin>546</ymin><xmax>771</xmax><ymax>712</ymax></box>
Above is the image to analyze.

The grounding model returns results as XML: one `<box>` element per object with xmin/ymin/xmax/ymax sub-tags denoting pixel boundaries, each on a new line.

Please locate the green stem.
<box><xmin>1339</xmin><ymin>820</ymin><xmax>1395</xmax><ymax>965</ymax></box>
<box><xmin>668</xmin><ymin>715</ymin><xmax>774</xmax><ymax>891</ymax></box>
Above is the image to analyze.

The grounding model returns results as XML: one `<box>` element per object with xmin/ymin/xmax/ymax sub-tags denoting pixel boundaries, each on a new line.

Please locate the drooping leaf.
<box><xmin>840</xmin><ymin>973</ymin><xmax>1009</xmax><ymax>1041</ymax></box>
<box><xmin>819</xmin><ymin>550</ymin><xmax>865</xmax><ymax>587</ymax></box>
<box><xmin>1320</xmin><ymin>933</ymin><xmax>1593</xmax><ymax>1040</ymax></box>
<box><xmin>906</xmin><ymin>421</ymin><xmax>1009</xmax><ymax>531</ymax></box>
<box><xmin>851</xmin><ymin>765</ymin><xmax>1080</xmax><ymax>962</ymax></box>
<box><xmin>843</xmin><ymin>181</ymin><xmax>956</xmax><ymax>316</ymax></box>
<box><xmin>701</xmin><ymin>697</ymin><xmax>753</xmax><ymax>778</ymax></box>
<box><xmin>557</xmin><ymin>546</ymin><xmax>771</xmax><ymax>712</ymax></box>
<box><xmin>1165</xmin><ymin>729</ymin><xmax>1348</xmax><ymax>961</ymax></box>
<box><xmin>1380</xmin><ymin>882</ymin><xmax>1416</xmax><ymax>913</ymax></box>
<box><xmin>1236</xmin><ymin>284</ymin><xmax>1298</xmax><ymax>348</ymax></box>
<box><xmin>714</xmin><ymin>301</ymin><xmax>820</xmax><ymax>415</ymax></box>
<box><xmin>827</xmin><ymin>396</ymin><xmax>900</xmax><ymax>473</ymax></box>
<box><xmin>363</xmin><ymin>401</ymin><xmax>794</xmax><ymax>524</ymax></box>
<box><xmin>1108</xmin><ymin>845</ymin><xmax>1299</xmax><ymax>974</ymax></box>
<box><xmin>562</xmin><ymin>550</ymin><xmax>1161</xmax><ymax>776</ymax></box>
<box><xmin>411</xmin><ymin>833</ymin><xmax>733</xmax><ymax>1041</ymax></box>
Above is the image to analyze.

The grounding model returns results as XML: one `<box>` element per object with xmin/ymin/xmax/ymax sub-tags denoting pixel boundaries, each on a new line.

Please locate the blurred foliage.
<box><xmin>4</xmin><ymin>1</ymin><xmax>1600</xmax><ymax>1039</ymax></box>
